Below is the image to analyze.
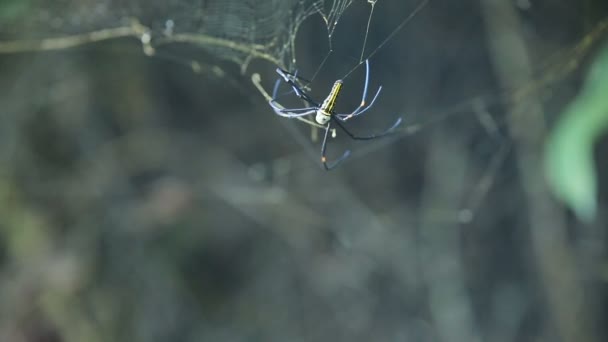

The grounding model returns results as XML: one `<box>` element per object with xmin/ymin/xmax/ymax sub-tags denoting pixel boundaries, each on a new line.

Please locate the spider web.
<box><xmin>0</xmin><ymin>0</ymin><xmax>356</xmax><ymax>71</ymax></box>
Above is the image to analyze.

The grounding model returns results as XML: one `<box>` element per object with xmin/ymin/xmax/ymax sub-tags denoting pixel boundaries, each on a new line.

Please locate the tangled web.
<box><xmin>0</xmin><ymin>0</ymin><xmax>359</xmax><ymax>71</ymax></box>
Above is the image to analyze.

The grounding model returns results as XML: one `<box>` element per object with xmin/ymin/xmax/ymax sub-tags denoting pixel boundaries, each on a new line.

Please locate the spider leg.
<box><xmin>361</xmin><ymin>59</ymin><xmax>372</xmax><ymax>103</ymax></box>
<box><xmin>269</xmin><ymin>98</ymin><xmax>317</xmax><ymax>115</ymax></box>
<box><xmin>274</xmin><ymin>77</ymin><xmax>306</xmax><ymax>100</ymax></box>
<box><xmin>270</xmin><ymin>69</ymin><xmax>322</xmax><ymax>119</ymax></box>
<box><xmin>272</xmin><ymin>108</ymin><xmax>317</xmax><ymax>118</ymax></box>
<box><xmin>271</xmin><ymin>104</ymin><xmax>317</xmax><ymax>112</ymax></box>
<box><xmin>331</xmin><ymin>116</ymin><xmax>402</xmax><ymax>140</ymax></box>
<box><xmin>336</xmin><ymin>59</ymin><xmax>382</xmax><ymax>121</ymax></box>
<box><xmin>276</xmin><ymin>68</ymin><xmax>312</xmax><ymax>85</ymax></box>
<box><xmin>321</xmin><ymin>122</ymin><xmax>351</xmax><ymax>170</ymax></box>
<box><xmin>275</xmin><ymin>69</ymin><xmax>319</xmax><ymax>107</ymax></box>
<box><xmin>270</xmin><ymin>85</ymin><xmax>318</xmax><ymax>118</ymax></box>
<box><xmin>289</xmin><ymin>84</ymin><xmax>318</xmax><ymax>107</ymax></box>
<box><xmin>336</xmin><ymin>85</ymin><xmax>382</xmax><ymax>121</ymax></box>
<box><xmin>272</xmin><ymin>78</ymin><xmax>282</xmax><ymax>98</ymax></box>
<box><xmin>272</xmin><ymin>77</ymin><xmax>306</xmax><ymax>102</ymax></box>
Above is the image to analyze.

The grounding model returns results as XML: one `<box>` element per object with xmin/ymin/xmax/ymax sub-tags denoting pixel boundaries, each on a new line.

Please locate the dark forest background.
<box><xmin>1</xmin><ymin>0</ymin><xmax>608</xmax><ymax>341</ymax></box>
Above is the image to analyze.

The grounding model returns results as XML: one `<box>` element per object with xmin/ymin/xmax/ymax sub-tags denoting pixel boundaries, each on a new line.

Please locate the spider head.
<box><xmin>315</xmin><ymin>110</ymin><xmax>331</xmax><ymax>125</ymax></box>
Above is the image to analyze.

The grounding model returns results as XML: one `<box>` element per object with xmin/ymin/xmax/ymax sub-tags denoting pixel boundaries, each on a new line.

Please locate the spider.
<box><xmin>269</xmin><ymin>59</ymin><xmax>402</xmax><ymax>170</ymax></box>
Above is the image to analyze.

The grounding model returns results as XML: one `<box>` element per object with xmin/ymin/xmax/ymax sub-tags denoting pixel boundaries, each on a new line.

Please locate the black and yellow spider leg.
<box><xmin>274</xmin><ymin>69</ymin><xmax>319</xmax><ymax>107</ymax></box>
<box><xmin>272</xmin><ymin>78</ymin><xmax>316</xmax><ymax>106</ymax></box>
<box><xmin>321</xmin><ymin>122</ymin><xmax>351</xmax><ymax>170</ymax></box>
<box><xmin>331</xmin><ymin>116</ymin><xmax>402</xmax><ymax>140</ymax></box>
<box><xmin>289</xmin><ymin>83</ymin><xmax>319</xmax><ymax>107</ymax></box>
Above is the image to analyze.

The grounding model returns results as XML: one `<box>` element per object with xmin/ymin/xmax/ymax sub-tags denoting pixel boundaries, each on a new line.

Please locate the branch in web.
<box><xmin>0</xmin><ymin>18</ymin><xmax>283</xmax><ymax>69</ymax></box>
<box><xmin>0</xmin><ymin>20</ymin><xmax>150</xmax><ymax>54</ymax></box>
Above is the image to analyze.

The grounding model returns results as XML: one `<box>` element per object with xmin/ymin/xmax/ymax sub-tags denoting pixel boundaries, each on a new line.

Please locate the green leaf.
<box><xmin>545</xmin><ymin>42</ymin><xmax>608</xmax><ymax>222</ymax></box>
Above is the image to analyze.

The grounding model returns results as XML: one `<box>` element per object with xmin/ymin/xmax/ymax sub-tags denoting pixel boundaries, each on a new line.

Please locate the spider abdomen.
<box><xmin>316</xmin><ymin>80</ymin><xmax>343</xmax><ymax>124</ymax></box>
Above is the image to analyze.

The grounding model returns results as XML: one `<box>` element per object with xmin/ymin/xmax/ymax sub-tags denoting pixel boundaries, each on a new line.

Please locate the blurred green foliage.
<box><xmin>545</xmin><ymin>41</ymin><xmax>608</xmax><ymax>222</ymax></box>
<box><xmin>0</xmin><ymin>0</ymin><xmax>29</xmax><ymax>20</ymax></box>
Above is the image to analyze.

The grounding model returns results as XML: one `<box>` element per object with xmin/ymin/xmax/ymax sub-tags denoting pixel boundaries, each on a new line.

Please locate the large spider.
<box><xmin>269</xmin><ymin>59</ymin><xmax>402</xmax><ymax>170</ymax></box>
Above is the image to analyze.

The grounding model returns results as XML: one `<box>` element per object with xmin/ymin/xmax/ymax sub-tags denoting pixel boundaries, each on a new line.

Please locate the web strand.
<box><xmin>359</xmin><ymin>1</ymin><xmax>377</xmax><ymax>63</ymax></box>
<box><xmin>343</xmin><ymin>0</ymin><xmax>430</xmax><ymax>80</ymax></box>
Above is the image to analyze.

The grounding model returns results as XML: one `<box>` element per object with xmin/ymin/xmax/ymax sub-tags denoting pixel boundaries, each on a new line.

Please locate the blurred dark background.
<box><xmin>1</xmin><ymin>0</ymin><xmax>608</xmax><ymax>341</ymax></box>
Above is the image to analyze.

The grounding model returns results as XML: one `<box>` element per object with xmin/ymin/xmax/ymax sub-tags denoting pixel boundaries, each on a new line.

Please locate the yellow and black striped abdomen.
<box><xmin>315</xmin><ymin>80</ymin><xmax>343</xmax><ymax>125</ymax></box>
<box><xmin>320</xmin><ymin>80</ymin><xmax>343</xmax><ymax>115</ymax></box>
